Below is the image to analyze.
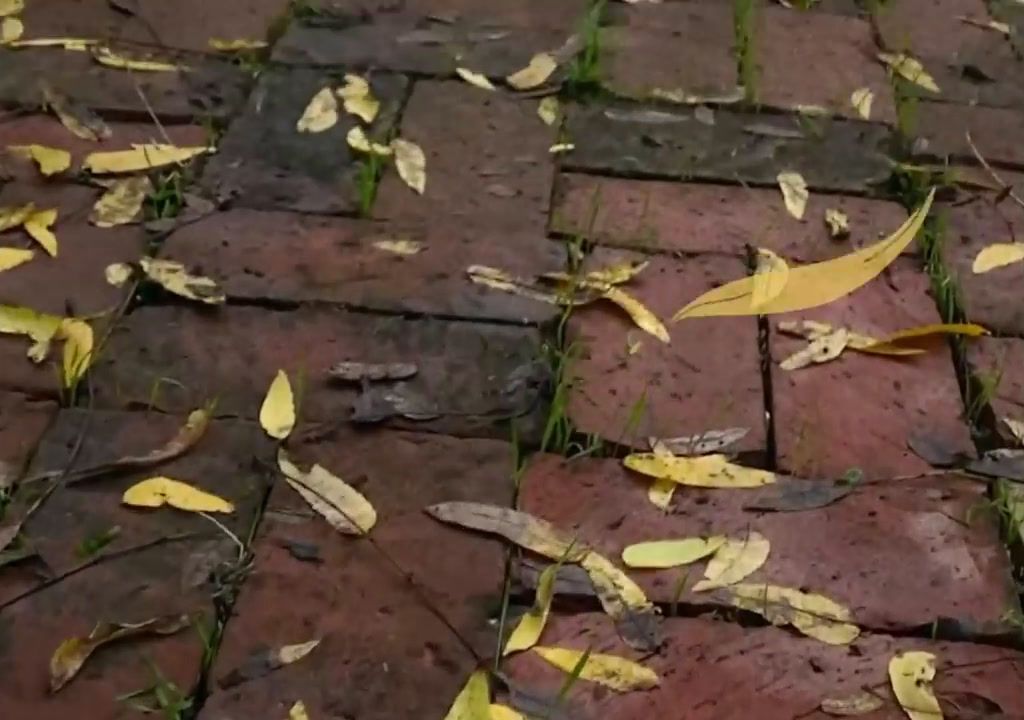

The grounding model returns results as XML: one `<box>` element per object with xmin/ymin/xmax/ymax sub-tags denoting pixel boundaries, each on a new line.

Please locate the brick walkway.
<box><xmin>2</xmin><ymin>0</ymin><xmax>1024</xmax><ymax>718</ymax></box>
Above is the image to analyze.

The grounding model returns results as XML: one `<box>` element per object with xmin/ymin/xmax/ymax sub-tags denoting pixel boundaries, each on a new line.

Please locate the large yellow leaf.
<box><xmin>456</xmin><ymin>67</ymin><xmax>496</xmax><ymax>91</ymax></box>
<box><xmin>57</xmin><ymin>318</ymin><xmax>93</xmax><ymax>388</ymax></box>
<box><xmin>777</xmin><ymin>172</ymin><xmax>808</xmax><ymax>220</ymax></box>
<box><xmin>0</xmin><ymin>303</ymin><xmax>63</xmax><ymax>361</ymax></box>
<box><xmin>751</xmin><ymin>248</ymin><xmax>789</xmax><ymax>310</ymax></box>
<box><xmin>278</xmin><ymin>451</ymin><xmax>377</xmax><ymax>535</ymax></box>
<box><xmin>504</xmin><ymin>563</ymin><xmax>557</xmax><ymax>655</ymax></box>
<box><xmin>691</xmin><ymin>532</ymin><xmax>770</xmax><ymax>591</ymax></box>
<box><xmin>92</xmin><ymin>46</ymin><xmax>183</xmax><ymax>72</ymax></box>
<box><xmin>506</xmin><ymin>53</ymin><xmax>558</xmax><ymax>90</ymax></box>
<box><xmin>260</xmin><ymin>370</ymin><xmax>295</xmax><ymax>440</ymax></box>
<box><xmin>296</xmin><ymin>87</ymin><xmax>338</xmax><ymax>133</ymax></box>
<box><xmin>139</xmin><ymin>257</ymin><xmax>226</xmax><ymax>304</ymax></box>
<box><xmin>602</xmin><ymin>287</ymin><xmax>669</xmax><ymax>343</ymax></box>
<box><xmin>337</xmin><ymin>74</ymin><xmax>379</xmax><ymax>123</ymax></box>
<box><xmin>90</xmin><ymin>176</ymin><xmax>152</xmax><ymax>227</ymax></box>
<box><xmin>7</xmin><ymin>144</ymin><xmax>71</xmax><ymax>176</ymax></box>
<box><xmin>621</xmin><ymin>536</ymin><xmax>726</xmax><ymax>569</ymax></box>
<box><xmin>878</xmin><ymin>52</ymin><xmax>939</xmax><ymax>93</ymax></box>
<box><xmin>24</xmin><ymin>207</ymin><xmax>58</xmax><ymax>256</ymax></box>
<box><xmin>727</xmin><ymin>583</ymin><xmax>860</xmax><ymax>645</ymax></box>
<box><xmin>122</xmin><ymin>476</ymin><xmax>234</xmax><ymax>513</ymax></box>
<box><xmin>972</xmin><ymin>243</ymin><xmax>1024</xmax><ymax>273</ymax></box>
<box><xmin>889</xmin><ymin>651</ymin><xmax>942</xmax><ymax>720</ymax></box>
<box><xmin>624</xmin><ymin>452</ymin><xmax>776</xmax><ymax>488</ymax></box>
<box><xmin>674</xmin><ymin>190</ymin><xmax>934</xmax><ymax>320</ymax></box>
<box><xmin>392</xmin><ymin>138</ymin><xmax>426</xmax><ymax>194</ymax></box>
<box><xmin>443</xmin><ymin>670</ymin><xmax>490</xmax><ymax>720</ymax></box>
<box><xmin>83</xmin><ymin>144</ymin><xmax>210</xmax><ymax>174</ymax></box>
<box><xmin>0</xmin><ymin>247</ymin><xmax>33</xmax><ymax>272</ymax></box>
<box><xmin>532</xmin><ymin>647</ymin><xmax>659</xmax><ymax>692</ymax></box>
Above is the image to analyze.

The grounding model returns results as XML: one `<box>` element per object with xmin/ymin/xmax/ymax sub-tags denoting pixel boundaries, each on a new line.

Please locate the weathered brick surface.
<box><xmin>967</xmin><ymin>337</ymin><xmax>1024</xmax><ymax>443</ymax></box>
<box><xmin>772</xmin><ymin>259</ymin><xmax>974</xmax><ymax>479</ymax></box>
<box><xmin>897</xmin><ymin>35</ymin><xmax>1024</xmax><ymax>109</ymax></box>
<box><xmin>201</xmin><ymin>429</ymin><xmax>512</xmax><ymax>720</ymax></box>
<box><xmin>518</xmin><ymin>455</ymin><xmax>1017</xmax><ymax>632</ymax></box>
<box><xmin>502</xmin><ymin>614</ymin><xmax>1024</xmax><ymax>720</ymax></box>
<box><xmin>915</xmin><ymin>102</ymin><xmax>1024</xmax><ymax>168</ymax></box>
<box><xmin>552</xmin><ymin>173</ymin><xmax>908</xmax><ymax>261</ymax></box>
<box><xmin>0</xmin><ymin>392</ymin><xmax>55</xmax><ymax>476</ymax></box>
<box><xmin>567</xmin><ymin>250</ymin><xmax>766</xmax><ymax>454</ymax></box>
<box><xmin>874</xmin><ymin>0</ymin><xmax>994</xmax><ymax>61</ymax></box>
<box><xmin>563</xmin><ymin>102</ymin><xmax>893</xmax><ymax>192</ymax></box>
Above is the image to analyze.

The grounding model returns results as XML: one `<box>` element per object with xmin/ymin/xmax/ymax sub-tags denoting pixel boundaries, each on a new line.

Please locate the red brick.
<box><xmin>552</xmin><ymin>173</ymin><xmax>908</xmax><ymax>262</ymax></box>
<box><xmin>0</xmin><ymin>391</ymin><xmax>55</xmax><ymax>475</ymax></box>
<box><xmin>915</xmin><ymin>102</ymin><xmax>1024</xmax><ymax>168</ymax></box>
<box><xmin>771</xmin><ymin>259</ymin><xmax>974</xmax><ymax>479</ymax></box>
<box><xmin>874</xmin><ymin>0</ymin><xmax>993</xmax><ymax>60</ymax></box>
<box><xmin>967</xmin><ymin>337</ymin><xmax>1024</xmax><ymax>444</ymax></box>
<box><xmin>755</xmin><ymin>6</ymin><xmax>896</xmax><ymax>123</ymax></box>
<box><xmin>159</xmin><ymin>209</ymin><xmax>564</xmax><ymax>324</ymax></box>
<box><xmin>502</xmin><ymin>614</ymin><xmax>1024</xmax><ymax>720</ymax></box>
<box><xmin>203</xmin><ymin>429</ymin><xmax>512</xmax><ymax>720</ymax></box>
<box><xmin>518</xmin><ymin>455</ymin><xmax>1016</xmax><ymax>632</ymax></box>
<box><xmin>567</xmin><ymin>250</ymin><xmax>766</xmax><ymax>454</ymax></box>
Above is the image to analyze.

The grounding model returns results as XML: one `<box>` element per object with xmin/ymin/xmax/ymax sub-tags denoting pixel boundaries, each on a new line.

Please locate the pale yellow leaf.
<box><xmin>105</xmin><ymin>262</ymin><xmax>133</xmax><ymax>287</ymax></box>
<box><xmin>780</xmin><ymin>328</ymin><xmax>849</xmax><ymax>371</ymax></box>
<box><xmin>139</xmin><ymin>257</ymin><xmax>225</xmax><ymax>304</ymax></box>
<box><xmin>751</xmin><ymin>248</ymin><xmax>789</xmax><ymax>310</ymax></box>
<box><xmin>57</xmin><ymin>318</ymin><xmax>93</xmax><ymax>388</ymax></box>
<box><xmin>728</xmin><ymin>583</ymin><xmax>860</xmax><ymax>645</ymax></box>
<box><xmin>456</xmin><ymin>67</ymin><xmax>496</xmax><ymax>91</ymax></box>
<box><xmin>646</xmin><ymin>478</ymin><xmax>675</xmax><ymax>510</ymax></box>
<box><xmin>346</xmin><ymin>126</ymin><xmax>393</xmax><ymax>156</ymax></box>
<box><xmin>538</xmin><ymin>96</ymin><xmax>560</xmax><ymax>126</ymax></box>
<box><xmin>208</xmin><ymin>37</ymin><xmax>268</xmax><ymax>51</ymax></box>
<box><xmin>489</xmin><ymin>705</ymin><xmax>526</xmax><ymax>720</ymax></box>
<box><xmin>849</xmin><ymin>87</ymin><xmax>874</xmax><ymax>120</ymax></box>
<box><xmin>337</xmin><ymin>74</ymin><xmax>379</xmax><ymax>123</ymax></box>
<box><xmin>92</xmin><ymin>45</ymin><xmax>184</xmax><ymax>72</ymax></box>
<box><xmin>296</xmin><ymin>87</ymin><xmax>338</xmax><ymax>133</ymax></box>
<box><xmin>260</xmin><ymin>370</ymin><xmax>295</xmax><ymax>440</ymax></box>
<box><xmin>972</xmin><ymin>243</ymin><xmax>1024</xmax><ymax>273</ymax></box>
<box><xmin>122</xmin><ymin>476</ymin><xmax>234</xmax><ymax>513</ymax></box>
<box><xmin>90</xmin><ymin>176</ymin><xmax>152</xmax><ymax>227</ymax></box>
<box><xmin>41</xmin><ymin>82</ymin><xmax>111</xmax><ymax>141</ymax></box>
<box><xmin>602</xmin><ymin>287</ymin><xmax>669</xmax><ymax>343</ymax></box>
<box><xmin>443</xmin><ymin>670</ymin><xmax>490</xmax><ymax>720</ymax></box>
<box><xmin>288</xmin><ymin>701</ymin><xmax>309</xmax><ymax>720</ymax></box>
<box><xmin>372</xmin><ymin>238</ymin><xmax>421</xmax><ymax>255</ymax></box>
<box><xmin>878</xmin><ymin>52</ymin><xmax>940</xmax><ymax>93</ymax></box>
<box><xmin>674</xmin><ymin>190</ymin><xmax>934</xmax><ymax>319</ymax></box>
<box><xmin>467</xmin><ymin>265</ymin><xmax>570</xmax><ymax>306</ymax></box>
<box><xmin>820</xmin><ymin>691</ymin><xmax>885</xmax><ymax>716</ymax></box>
<box><xmin>692</xmin><ymin>532</ymin><xmax>770</xmax><ymax>591</ymax></box>
<box><xmin>777</xmin><ymin>171</ymin><xmax>808</xmax><ymax>220</ymax></box>
<box><xmin>1005</xmin><ymin>417</ymin><xmax>1024</xmax><ymax>446</ymax></box>
<box><xmin>392</xmin><ymin>138</ymin><xmax>426</xmax><ymax>194</ymax></box>
<box><xmin>0</xmin><ymin>248</ymin><xmax>33</xmax><ymax>272</ymax></box>
<box><xmin>0</xmin><ymin>202</ymin><xmax>35</xmax><ymax>231</ymax></box>
<box><xmin>957</xmin><ymin>15</ymin><xmax>1011</xmax><ymax>35</ymax></box>
<box><xmin>84</xmin><ymin>144</ymin><xmax>210</xmax><ymax>174</ymax></box>
<box><xmin>585</xmin><ymin>260</ymin><xmax>649</xmax><ymax>286</ymax></box>
<box><xmin>549</xmin><ymin>142</ymin><xmax>574</xmax><ymax>154</ymax></box>
<box><xmin>1</xmin><ymin>16</ymin><xmax>23</xmax><ymax>44</ymax></box>
<box><xmin>6</xmin><ymin>144</ymin><xmax>71</xmax><ymax>176</ymax></box>
<box><xmin>622</xmin><ymin>536</ymin><xmax>726</xmax><ymax>569</ymax></box>
<box><xmin>624</xmin><ymin>453</ymin><xmax>776</xmax><ymax>488</ymax></box>
<box><xmin>506</xmin><ymin>52</ymin><xmax>558</xmax><ymax>90</ymax></box>
<box><xmin>579</xmin><ymin>551</ymin><xmax>660</xmax><ymax>651</ymax></box>
<box><xmin>861</xmin><ymin>322</ymin><xmax>988</xmax><ymax>354</ymax></box>
<box><xmin>9</xmin><ymin>37</ymin><xmax>97</xmax><ymax>50</ymax></box>
<box><xmin>277</xmin><ymin>639</ymin><xmax>320</xmax><ymax>665</ymax></box>
<box><xmin>889</xmin><ymin>651</ymin><xmax>942</xmax><ymax>720</ymax></box>
<box><xmin>279</xmin><ymin>453</ymin><xmax>377</xmax><ymax>535</ymax></box>
<box><xmin>825</xmin><ymin>209</ymin><xmax>850</xmax><ymax>239</ymax></box>
<box><xmin>504</xmin><ymin>562</ymin><xmax>557</xmax><ymax>654</ymax></box>
<box><xmin>0</xmin><ymin>303</ymin><xmax>63</xmax><ymax>361</ymax></box>
<box><xmin>24</xmin><ymin>208</ymin><xmax>58</xmax><ymax>257</ymax></box>
<box><xmin>533</xmin><ymin>647</ymin><xmax>659</xmax><ymax>692</ymax></box>
<box><xmin>0</xmin><ymin>0</ymin><xmax>23</xmax><ymax>16</ymax></box>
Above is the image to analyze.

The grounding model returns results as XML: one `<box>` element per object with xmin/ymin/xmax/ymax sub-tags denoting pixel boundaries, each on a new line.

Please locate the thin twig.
<box><xmin>964</xmin><ymin>131</ymin><xmax>1024</xmax><ymax>211</ymax></box>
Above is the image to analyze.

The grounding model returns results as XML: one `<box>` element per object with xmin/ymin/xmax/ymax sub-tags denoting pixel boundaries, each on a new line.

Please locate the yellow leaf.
<box><xmin>105</xmin><ymin>262</ymin><xmax>133</xmax><ymax>287</ymax></box>
<box><xmin>467</xmin><ymin>265</ymin><xmax>572</xmax><ymax>306</ymax></box>
<box><xmin>585</xmin><ymin>260</ymin><xmax>649</xmax><ymax>286</ymax></box>
<box><xmin>90</xmin><ymin>176</ymin><xmax>152</xmax><ymax>228</ymax></box>
<box><xmin>533</xmin><ymin>647</ymin><xmax>659</xmax><ymax>692</ymax></box>
<box><xmin>392</xmin><ymin>138</ymin><xmax>426</xmax><ymax>194</ymax></box>
<box><xmin>57</xmin><ymin>318</ymin><xmax>92</xmax><ymax>388</ymax></box>
<box><xmin>84</xmin><ymin>144</ymin><xmax>210</xmax><ymax>174</ymax></box>
<box><xmin>622</xmin><ymin>536</ymin><xmax>725</xmax><ymax>569</ymax></box>
<box><xmin>691</xmin><ymin>532</ymin><xmax>770</xmax><ymax>591</ymax></box>
<box><xmin>276</xmin><ymin>639</ymin><xmax>320</xmax><ymax>665</ymax></box>
<box><xmin>1005</xmin><ymin>417</ymin><xmax>1024</xmax><ymax>446</ymax></box>
<box><xmin>849</xmin><ymin>87</ymin><xmax>874</xmax><ymax>120</ymax></box>
<box><xmin>346</xmin><ymin>126</ymin><xmax>393</xmax><ymax>156</ymax></box>
<box><xmin>92</xmin><ymin>45</ymin><xmax>183</xmax><ymax>72</ymax></box>
<box><xmin>288</xmin><ymin>701</ymin><xmax>310</xmax><ymax>720</ymax></box>
<box><xmin>122</xmin><ymin>476</ymin><xmax>234</xmax><ymax>513</ymax></box>
<box><xmin>504</xmin><ymin>563</ymin><xmax>557</xmax><ymax>654</ymax></box>
<box><xmin>824</xmin><ymin>208</ymin><xmax>850</xmax><ymax>239</ymax></box>
<box><xmin>296</xmin><ymin>87</ymin><xmax>338</xmax><ymax>133</ymax></box>
<box><xmin>549</xmin><ymin>142</ymin><xmax>574</xmax><ymax>154</ymax></box>
<box><xmin>863</xmin><ymin>322</ymin><xmax>988</xmax><ymax>354</ymax></box>
<box><xmin>24</xmin><ymin>207</ymin><xmax>58</xmax><ymax>257</ymax></box>
<box><xmin>260</xmin><ymin>370</ymin><xmax>295</xmax><ymax>440</ymax></box>
<box><xmin>489</xmin><ymin>705</ymin><xmax>526</xmax><ymax>720</ymax></box>
<box><xmin>751</xmin><ymin>248</ymin><xmax>789</xmax><ymax>310</ymax></box>
<box><xmin>1</xmin><ymin>16</ymin><xmax>23</xmax><ymax>43</ymax></box>
<box><xmin>972</xmin><ymin>243</ymin><xmax>1024</xmax><ymax>273</ymax></box>
<box><xmin>0</xmin><ymin>202</ymin><xmax>35</xmax><ymax>231</ymax></box>
<box><xmin>889</xmin><ymin>651</ymin><xmax>942</xmax><ymax>720</ymax></box>
<box><xmin>456</xmin><ymin>67</ymin><xmax>496</xmax><ymax>91</ymax></box>
<box><xmin>957</xmin><ymin>15</ymin><xmax>1010</xmax><ymax>35</ymax></box>
<box><xmin>278</xmin><ymin>451</ymin><xmax>377</xmax><ymax>535</ymax></box>
<box><xmin>139</xmin><ymin>257</ymin><xmax>225</xmax><ymax>304</ymax></box>
<box><xmin>777</xmin><ymin>171</ymin><xmax>808</xmax><ymax>220</ymax></box>
<box><xmin>506</xmin><ymin>53</ymin><xmax>558</xmax><ymax>90</ymax></box>
<box><xmin>443</xmin><ymin>670</ymin><xmax>490</xmax><ymax>720</ymax></box>
<box><xmin>0</xmin><ymin>303</ymin><xmax>63</xmax><ymax>361</ymax></box>
<box><xmin>0</xmin><ymin>247</ymin><xmax>33</xmax><ymax>272</ymax></box>
<box><xmin>208</xmin><ymin>37</ymin><xmax>268</xmax><ymax>51</ymax></box>
<box><xmin>7</xmin><ymin>144</ymin><xmax>71</xmax><ymax>176</ymax></box>
<box><xmin>624</xmin><ymin>453</ymin><xmax>776</xmax><ymax>488</ymax></box>
<box><xmin>602</xmin><ymin>287</ymin><xmax>669</xmax><ymax>343</ymax></box>
<box><xmin>674</xmin><ymin>190</ymin><xmax>934</xmax><ymax>320</ymax></box>
<box><xmin>878</xmin><ymin>52</ymin><xmax>939</xmax><ymax>93</ymax></box>
<box><xmin>780</xmin><ymin>328</ymin><xmax>849</xmax><ymax>371</ymax></box>
<box><xmin>580</xmin><ymin>550</ymin><xmax>660</xmax><ymax>651</ymax></box>
<box><xmin>49</xmin><ymin>614</ymin><xmax>190</xmax><ymax>692</ymax></box>
<box><xmin>538</xmin><ymin>96</ymin><xmax>560</xmax><ymax>126</ymax></box>
<box><xmin>9</xmin><ymin>37</ymin><xmax>97</xmax><ymax>49</ymax></box>
<box><xmin>0</xmin><ymin>0</ymin><xmax>23</xmax><ymax>16</ymax></box>
<box><xmin>41</xmin><ymin>82</ymin><xmax>111</xmax><ymax>141</ymax></box>
<box><xmin>372</xmin><ymin>238</ymin><xmax>422</xmax><ymax>255</ymax></box>
<box><xmin>646</xmin><ymin>478</ymin><xmax>675</xmax><ymax>510</ymax></box>
<box><xmin>728</xmin><ymin>583</ymin><xmax>860</xmax><ymax>645</ymax></box>
<box><xmin>820</xmin><ymin>691</ymin><xmax>885</xmax><ymax>716</ymax></box>
<box><xmin>337</xmin><ymin>73</ymin><xmax>380</xmax><ymax>123</ymax></box>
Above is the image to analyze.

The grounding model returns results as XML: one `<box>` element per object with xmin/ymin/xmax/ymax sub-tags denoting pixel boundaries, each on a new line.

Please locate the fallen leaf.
<box><xmin>218</xmin><ymin>639</ymin><xmax>320</xmax><ymax>688</ymax></box>
<box><xmin>726</xmin><ymin>583</ymin><xmax>860</xmax><ymax>645</ymax></box>
<box><xmin>456</xmin><ymin>67</ymin><xmax>496</xmax><ymax>91</ymax></box>
<box><xmin>260</xmin><ymin>370</ymin><xmax>295</xmax><ymax>440</ymax></box>
<box><xmin>1</xmin><ymin>15</ymin><xmax>23</xmax><ymax>43</ymax></box>
<box><xmin>208</xmin><ymin>37</ymin><xmax>268</xmax><ymax>51</ymax></box>
<box><xmin>889</xmin><ymin>651</ymin><xmax>942</xmax><ymax>720</ymax></box>
<box><xmin>9</xmin><ymin>37</ymin><xmax>96</xmax><ymax>49</ymax></box>
<box><xmin>40</xmin><ymin>82</ymin><xmax>111</xmax><ymax>141</ymax></box>
<box><xmin>6</xmin><ymin>144</ymin><xmax>71</xmax><ymax>176</ymax></box>
<box><xmin>549</xmin><ymin>142</ymin><xmax>574</xmax><ymax>154</ymax></box>
<box><xmin>780</xmin><ymin>328</ymin><xmax>849</xmax><ymax>371</ymax></box>
<box><xmin>392</xmin><ymin>138</ymin><xmax>426</xmax><ymax>194</ymax></box>
<box><xmin>751</xmin><ymin>248</ymin><xmax>789</xmax><ymax>310</ymax></box>
<box><xmin>92</xmin><ymin>45</ymin><xmax>183</xmax><ymax>72</ymax></box>
<box><xmin>50</xmin><ymin>614</ymin><xmax>191</xmax><ymax>692</ymax></box>
<box><xmin>602</xmin><ymin>287</ymin><xmax>669</xmax><ymax>343</ymax></box>
<box><xmin>780</xmin><ymin>320</ymin><xmax>987</xmax><ymax>365</ymax></box>
<box><xmin>467</xmin><ymin>265</ymin><xmax>572</xmax><ymax>305</ymax></box>
<box><xmin>777</xmin><ymin>171</ymin><xmax>809</xmax><ymax>220</ymax></box>
<box><xmin>0</xmin><ymin>202</ymin><xmax>34</xmax><ymax>231</ymax></box>
<box><xmin>279</xmin><ymin>451</ymin><xmax>377</xmax><ymax>535</ymax></box>
<box><xmin>692</xmin><ymin>532</ymin><xmax>770</xmax><ymax>590</ymax></box>
<box><xmin>443</xmin><ymin>670</ymin><xmax>490</xmax><ymax>720</ymax></box>
<box><xmin>972</xmin><ymin>243</ymin><xmax>1024</xmax><ymax>273</ymax></box>
<box><xmin>624</xmin><ymin>453</ymin><xmax>776</xmax><ymax>488</ymax></box>
<box><xmin>863</xmin><ymin>322</ymin><xmax>987</xmax><ymax>353</ymax></box>
<box><xmin>105</xmin><ymin>262</ymin><xmax>133</xmax><ymax>287</ymax></box>
<box><xmin>1005</xmin><ymin>418</ymin><xmax>1024</xmax><ymax>446</ymax></box>
<box><xmin>957</xmin><ymin>15</ymin><xmax>1011</xmax><ymax>35</ymax></box>
<box><xmin>743</xmin><ymin>476</ymin><xmax>856</xmax><ymax>513</ymax></box>
<box><xmin>0</xmin><ymin>303</ymin><xmax>63</xmax><ymax>361</ymax></box>
<box><xmin>337</xmin><ymin>74</ymin><xmax>380</xmax><ymax>123</ymax></box>
<box><xmin>372</xmin><ymin>238</ymin><xmax>422</xmax><ymax>255</ymax></box>
<box><xmin>24</xmin><ymin>208</ymin><xmax>58</xmax><ymax>256</ymax></box>
<box><xmin>538</xmin><ymin>96</ymin><xmax>560</xmax><ymax>126</ymax></box>
<box><xmin>122</xmin><ymin>476</ymin><xmax>234</xmax><ymax>513</ymax></box>
<box><xmin>90</xmin><ymin>176</ymin><xmax>152</xmax><ymax>227</ymax></box>
<box><xmin>504</xmin><ymin>563</ymin><xmax>557</xmax><ymax>655</ymax></box>
<box><xmin>329</xmin><ymin>361</ymin><xmax>418</xmax><ymax>382</ymax></box>
<box><xmin>674</xmin><ymin>190</ymin><xmax>934</xmax><ymax>319</ymax></box>
<box><xmin>622</xmin><ymin>536</ymin><xmax>726</xmax><ymax>569</ymax></box>
<box><xmin>139</xmin><ymin>257</ymin><xmax>226</xmax><ymax>304</ymax></box>
<box><xmin>57</xmin><ymin>318</ymin><xmax>92</xmax><ymax>388</ymax></box>
<box><xmin>346</xmin><ymin>126</ymin><xmax>393</xmax><ymax>156</ymax></box>
<box><xmin>0</xmin><ymin>247</ymin><xmax>33</xmax><ymax>272</ymax></box>
<box><xmin>489</xmin><ymin>704</ymin><xmax>527</xmax><ymax>720</ymax></box>
<box><xmin>84</xmin><ymin>144</ymin><xmax>210</xmax><ymax>174</ymax></box>
<box><xmin>652</xmin><ymin>427</ymin><xmax>750</xmax><ymax>456</ymax></box>
<box><xmin>796</xmin><ymin>104</ymin><xmax>829</xmax><ymax>117</ymax></box>
<box><xmin>878</xmin><ymin>52</ymin><xmax>940</xmax><ymax>93</ymax></box>
<box><xmin>825</xmin><ymin>209</ymin><xmax>850</xmax><ymax>239</ymax></box>
<box><xmin>820</xmin><ymin>691</ymin><xmax>885</xmax><ymax>716</ymax></box>
<box><xmin>0</xmin><ymin>0</ymin><xmax>23</xmax><ymax>16</ymax></box>
<box><xmin>296</xmin><ymin>87</ymin><xmax>338</xmax><ymax>133</ymax></box>
<box><xmin>849</xmin><ymin>87</ymin><xmax>874</xmax><ymax>120</ymax></box>
<box><xmin>506</xmin><ymin>52</ymin><xmax>558</xmax><ymax>90</ymax></box>
<box><xmin>426</xmin><ymin>502</ymin><xmax>588</xmax><ymax>561</ymax></box>
<box><xmin>533</xmin><ymin>647</ymin><xmax>659</xmax><ymax>692</ymax></box>
<box><xmin>580</xmin><ymin>550</ymin><xmax>661</xmax><ymax>651</ymax></box>
<box><xmin>289</xmin><ymin>701</ymin><xmax>309</xmax><ymax>720</ymax></box>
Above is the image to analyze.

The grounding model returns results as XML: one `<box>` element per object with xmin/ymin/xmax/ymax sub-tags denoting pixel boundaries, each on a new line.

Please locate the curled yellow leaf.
<box><xmin>24</xmin><ymin>208</ymin><xmax>58</xmax><ymax>257</ymax></box>
<box><xmin>504</xmin><ymin>562</ymin><xmax>557</xmax><ymax>654</ymax></box>
<box><xmin>602</xmin><ymin>287</ymin><xmax>669</xmax><ymax>343</ymax></box>
<box><xmin>456</xmin><ymin>67</ymin><xmax>496</xmax><ymax>91</ymax></box>
<box><xmin>1</xmin><ymin>16</ymin><xmax>24</xmax><ymax>44</ymax></box>
<box><xmin>780</xmin><ymin>328</ymin><xmax>849</xmax><ymax>371</ymax></box>
<box><xmin>972</xmin><ymin>243</ymin><xmax>1024</xmax><ymax>274</ymax></box>
<box><xmin>57</xmin><ymin>318</ymin><xmax>93</xmax><ymax>389</ymax></box>
<box><xmin>506</xmin><ymin>53</ymin><xmax>558</xmax><ymax>90</ymax></box>
<box><xmin>691</xmin><ymin>532</ymin><xmax>770</xmax><ymax>591</ymax></box>
<box><xmin>278</xmin><ymin>451</ymin><xmax>377</xmax><ymax>535</ymax></box>
<box><xmin>296</xmin><ymin>87</ymin><xmax>338</xmax><ymax>133</ymax></box>
<box><xmin>889</xmin><ymin>651</ymin><xmax>942</xmax><ymax>720</ymax></box>
<box><xmin>337</xmin><ymin>73</ymin><xmax>379</xmax><ymax>123</ymax></box>
<box><xmin>122</xmin><ymin>476</ymin><xmax>234</xmax><ymax>513</ymax></box>
<box><xmin>533</xmin><ymin>647</ymin><xmax>659</xmax><ymax>692</ymax></box>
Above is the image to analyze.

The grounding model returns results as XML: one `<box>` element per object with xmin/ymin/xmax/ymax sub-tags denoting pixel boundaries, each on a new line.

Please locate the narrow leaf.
<box><xmin>443</xmin><ymin>670</ymin><xmax>490</xmax><ymax>720</ymax></box>
<box><xmin>279</xmin><ymin>451</ymin><xmax>377</xmax><ymax>535</ymax></box>
<box><xmin>602</xmin><ymin>287</ymin><xmax>669</xmax><ymax>343</ymax></box>
<box><xmin>624</xmin><ymin>453</ymin><xmax>776</xmax><ymax>488</ymax></box>
<box><xmin>139</xmin><ymin>257</ymin><xmax>226</xmax><ymax>304</ymax></box>
<box><xmin>0</xmin><ymin>248</ymin><xmax>34</xmax><ymax>272</ymax></box>
<box><xmin>456</xmin><ymin>67</ymin><xmax>496</xmax><ymax>91</ymax></box>
<box><xmin>392</xmin><ymin>138</ymin><xmax>426</xmax><ymax>194</ymax></box>
<box><xmin>83</xmin><ymin>144</ymin><xmax>210</xmax><ymax>174</ymax></box>
<box><xmin>580</xmin><ymin>551</ymin><xmax>661</xmax><ymax>652</ymax></box>
<box><xmin>622</xmin><ymin>536</ymin><xmax>726</xmax><ymax>569</ymax></box>
<box><xmin>778</xmin><ymin>171</ymin><xmax>809</xmax><ymax>220</ymax></box>
<box><xmin>533</xmin><ymin>647</ymin><xmax>659</xmax><ymax>692</ymax></box>
<box><xmin>122</xmin><ymin>476</ymin><xmax>234</xmax><ymax>513</ymax></box>
<box><xmin>727</xmin><ymin>583</ymin><xmax>860</xmax><ymax>645</ymax></box>
<box><xmin>972</xmin><ymin>243</ymin><xmax>1024</xmax><ymax>273</ymax></box>
<box><xmin>691</xmin><ymin>532</ymin><xmax>770</xmax><ymax>590</ymax></box>
<box><xmin>504</xmin><ymin>563</ymin><xmax>558</xmax><ymax>654</ymax></box>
